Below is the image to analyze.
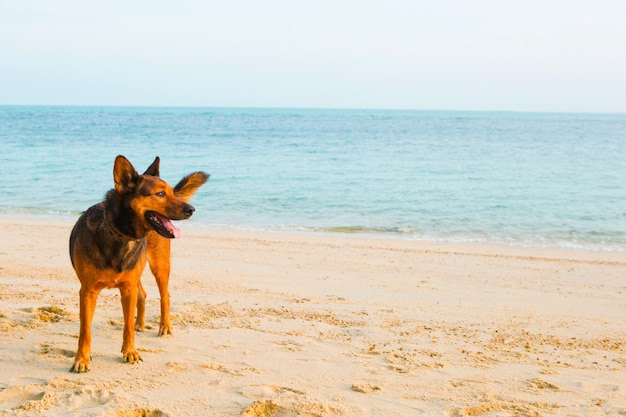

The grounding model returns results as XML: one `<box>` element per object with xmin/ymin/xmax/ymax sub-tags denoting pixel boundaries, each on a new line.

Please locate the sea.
<box><xmin>1</xmin><ymin>106</ymin><xmax>625</xmax><ymax>251</ymax></box>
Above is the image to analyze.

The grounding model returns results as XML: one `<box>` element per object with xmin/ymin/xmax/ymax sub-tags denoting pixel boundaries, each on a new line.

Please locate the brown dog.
<box><xmin>69</xmin><ymin>155</ymin><xmax>208</xmax><ymax>372</ymax></box>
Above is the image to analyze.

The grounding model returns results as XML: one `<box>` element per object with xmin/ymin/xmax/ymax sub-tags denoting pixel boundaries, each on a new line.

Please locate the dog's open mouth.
<box><xmin>145</xmin><ymin>211</ymin><xmax>181</xmax><ymax>239</ymax></box>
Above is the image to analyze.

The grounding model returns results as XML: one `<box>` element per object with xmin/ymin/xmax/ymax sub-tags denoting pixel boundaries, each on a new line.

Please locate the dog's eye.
<box><xmin>155</xmin><ymin>191</ymin><xmax>166</xmax><ymax>197</ymax></box>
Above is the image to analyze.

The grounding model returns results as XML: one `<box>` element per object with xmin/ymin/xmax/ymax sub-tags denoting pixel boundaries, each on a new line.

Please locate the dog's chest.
<box><xmin>114</xmin><ymin>239</ymin><xmax>147</xmax><ymax>273</ymax></box>
<box><xmin>96</xmin><ymin>240</ymin><xmax>147</xmax><ymax>289</ymax></box>
<box><xmin>96</xmin><ymin>237</ymin><xmax>147</xmax><ymax>274</ymax></box>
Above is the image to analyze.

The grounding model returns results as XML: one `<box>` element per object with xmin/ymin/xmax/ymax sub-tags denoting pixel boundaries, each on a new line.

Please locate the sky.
<box><xmin>1</xmin><ymin>0</ymin><xmax>625</xmax><ymax>112</ymax></box>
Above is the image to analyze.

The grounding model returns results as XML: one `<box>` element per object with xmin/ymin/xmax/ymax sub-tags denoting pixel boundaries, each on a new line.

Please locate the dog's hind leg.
<box><xmin>119</xmin><ymin>280</ymin><xmax>143</xmax><ymax>364</ymax></box>
<box><xmin>71</xmin><ymin>286</ymin><xmax>100</xmax><ymax>373</ymax></box>
<box><xmin>135</xmin><ymin>280</ymin><xmax>148</xmax><ymax>332</ymax></box>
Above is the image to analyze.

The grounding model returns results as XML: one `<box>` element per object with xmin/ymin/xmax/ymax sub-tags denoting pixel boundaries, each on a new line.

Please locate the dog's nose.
<box><xmin>184</xmin><ymin>204</ymin><xmax>195</xmax><ymax>218</ymax></box>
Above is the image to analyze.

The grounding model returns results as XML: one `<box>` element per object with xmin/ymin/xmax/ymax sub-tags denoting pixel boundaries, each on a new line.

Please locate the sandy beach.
<box><xmin>0</xmin><ymin>216</ymin><xmax>624</xmax><ymax>416</ymax></box>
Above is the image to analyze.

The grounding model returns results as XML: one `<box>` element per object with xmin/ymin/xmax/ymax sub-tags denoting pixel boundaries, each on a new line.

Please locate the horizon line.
<box><xmin>1</xmin><ymin>103</ymin><xmax>625</xmax><ymax>116</ymax></box>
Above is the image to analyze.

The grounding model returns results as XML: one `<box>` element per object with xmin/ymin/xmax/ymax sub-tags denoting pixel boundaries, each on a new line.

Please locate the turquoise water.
<box><xmin>1</xmin><ymin>106</ymin><xmax>625</xmax><ymax>251</ymax></box>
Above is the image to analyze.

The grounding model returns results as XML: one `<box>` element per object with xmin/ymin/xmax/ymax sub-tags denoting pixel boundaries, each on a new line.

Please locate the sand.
<box><xmin>0</xmin><ymin>216</ymin><xmax>624</xmax><ymax>417</ymax></box>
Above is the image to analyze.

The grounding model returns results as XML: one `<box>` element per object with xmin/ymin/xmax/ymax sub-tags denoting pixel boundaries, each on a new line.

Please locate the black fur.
<box><xmin>70</xmin><ymin>202</ymin><xmax>146</xmax><ymax>273</ymax></box>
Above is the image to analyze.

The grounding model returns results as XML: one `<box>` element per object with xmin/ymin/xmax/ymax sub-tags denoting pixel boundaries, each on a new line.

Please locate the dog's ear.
<box><xmin>142</xmin><ymin>156</ymin><xmax>160</xmax><ymax>177</ymax></box>
<box><xmin>113</xmin><ymin>155</ymin><xmax>139</xmax><ymax>193</ymax></box>
<box><xmin>174</xmin><ymin>172</ymin><xmax>210</xmax><ymax>202</ymax></box>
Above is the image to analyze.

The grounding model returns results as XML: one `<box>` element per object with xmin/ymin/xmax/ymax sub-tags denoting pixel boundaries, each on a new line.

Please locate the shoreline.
<box><xmin>0</xmin><ymin>216</ymin><xmax>625</xmax><ymax>416</ymax></box>
<box><xmin>2</xmin><ymin>212</ymin><xmax>625</xmax><ymax>254</ymax></box>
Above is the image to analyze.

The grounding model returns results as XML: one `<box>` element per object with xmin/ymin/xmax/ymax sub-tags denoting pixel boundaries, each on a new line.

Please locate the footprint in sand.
<box><xmin>0</xmin><ymin>384</ymin><xmax>47</xmax><ymax>411</ymax></box>
<box><xmin>60</xmin><ymin>387</ymin><xmax>115</xmax><ymax>411</ymax></box>
<box><xmin>35</xmin><ymin>305</ymin><xmax>77</xmax><ymax>323</ymax></box>
<box><xmin>351</xmin><ymin>383</ymin><xmax>381</xmax><ymax>394</ymax></box>
<box><xmin>243</xmin><ymin>399</ymin><xmax>327</xmax><ymax>417</ymax></box>
<box><xmin>112</xmin><ymin>409</ymin><xmax>168</xmax><ymax>417</ymax></box>
<box><xmin>526</xmin><ymin>377</ymin><xmax>561</xmax><ymax>392</ymax></box>
<box><xmin>243</xmin><ymin>400</ymin><xmax>292</xmax><ymax>417</ymax></box>
<box><xmin>242</xmin><ymin>389</ymin><xmax>344</xmax><ymax>417</ymax></box>
<box><xmin>36</xmin><ymin>342</ymin><xmax>76</xmax><ymax>358</ymax></box>
<box><xmin>446</xmin><ymin>399</ymin><xmax>561</xmax><ymax>417</ymax></box>
<box><xmin>201</xmin><ymin>362</ymin><xmax>264</xmax><ymax>376</ymax></box>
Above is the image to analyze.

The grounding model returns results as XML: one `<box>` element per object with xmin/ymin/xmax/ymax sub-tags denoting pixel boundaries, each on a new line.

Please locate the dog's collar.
<box><xmin>103</xmin><ymin>211</ymin><xmax>142</xmax><ymax>242</ymax></box>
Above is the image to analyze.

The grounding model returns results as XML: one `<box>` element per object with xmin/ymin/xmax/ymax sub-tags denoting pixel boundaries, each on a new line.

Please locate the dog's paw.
<box><xmin>122</xmin><ymin>349</ymin><xmax>143</xmax><ymax>364</ymax></box>
<box><xmin>70</xmin><ymin>357</ymin><xmax>91</xmax><ymax>373</ymax></box>
<box><xmin>158</xmin><ymin>322</ymin><xmax>173</xmax><ymax>336</ymax></box>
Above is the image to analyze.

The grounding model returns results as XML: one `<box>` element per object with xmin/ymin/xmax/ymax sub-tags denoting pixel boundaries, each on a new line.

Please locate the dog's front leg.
<box><xmin>147</xmin><ymin>235</ymin><xmax>173</xmax><ymax>336</ymax></box>
<box><xmin>71</xmin><ymin>286</ymin><xmax>100</xmax><ymax>372</ymax></box>
<box><xmin>119</xmin><ymin>281</ymin><xmax>142</xmax><ymax>364</ymax></box>
<box><xmin>151</xmin><ymin>264</ymin><xmax>172</xmax><ymax>336</ymax></box>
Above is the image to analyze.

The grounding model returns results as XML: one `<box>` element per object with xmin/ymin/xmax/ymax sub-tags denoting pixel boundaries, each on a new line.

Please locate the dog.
<box><xmin>69</xmin><ymin>155</ymin><xmax>208</xmax><ymax>372</ymax></box>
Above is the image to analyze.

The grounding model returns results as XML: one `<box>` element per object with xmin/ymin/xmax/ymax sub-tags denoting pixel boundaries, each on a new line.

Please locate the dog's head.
<box><xmin>113</xmin><ymin>155</ymin><xmax>209</xmax><ymax>239</ymax></box>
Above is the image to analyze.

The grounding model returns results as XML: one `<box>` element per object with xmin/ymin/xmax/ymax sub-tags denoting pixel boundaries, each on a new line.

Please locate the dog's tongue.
<box><xmin>156</xmin><ymin>214</ymin><xmax>181</xmax><ymax>238</ymax></box>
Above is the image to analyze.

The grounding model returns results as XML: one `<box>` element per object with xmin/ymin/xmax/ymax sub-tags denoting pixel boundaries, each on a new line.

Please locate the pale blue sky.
<box><xmin>1</xmin><ymin>0</ymin><xmax>625</xmax><ymax>112</ymax></box>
